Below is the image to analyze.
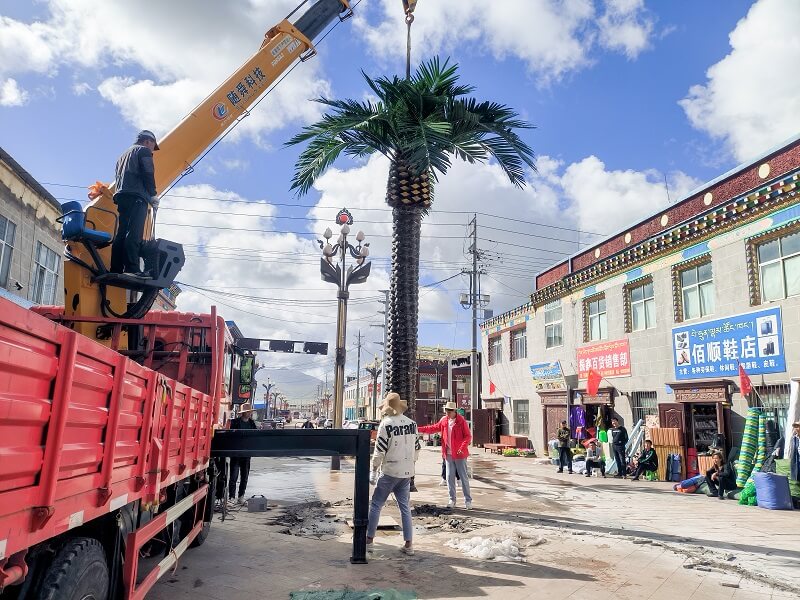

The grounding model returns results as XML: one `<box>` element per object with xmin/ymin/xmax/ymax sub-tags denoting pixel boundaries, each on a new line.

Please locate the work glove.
<box><xmin>149</xmin><ymin>195</ymin><xmax>160</xmax><ymax>210</ymax></box>
<box><xmin>369</xmin><ymin>471</ymin><xmax>378</xmax><ymax>485</ymax></box>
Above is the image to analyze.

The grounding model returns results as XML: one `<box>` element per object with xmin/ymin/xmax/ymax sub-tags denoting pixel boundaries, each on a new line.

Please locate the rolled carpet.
<box><xmin>736</xmin><ymin>407</ymin><xmax>762</xmax><ymax>487</ymax></box>
<box><xmin>747</xmin><ymin>412</ymin><xmax>767</xmax><ymax>487</ymax></box>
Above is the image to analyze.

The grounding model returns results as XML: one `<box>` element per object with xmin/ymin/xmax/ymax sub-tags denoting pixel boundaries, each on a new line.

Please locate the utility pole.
<box><xmin>461</xmin><ymin>214</ymin><xmax>489</xmax><ymax>438</ymax></box>
<box><xmin>355</xmin><ymin>329</ymin><xmax>363</xmax><ymax>418</ymax></box>
<box><xmin>469</xmin><ymin>215</ymin><xmax>479</xmax><ymax>417</ymax></box>
<box><xmin>371</xmin><ymin>290</ymin><xmax>389</xmax><ymax>404</ymax></box>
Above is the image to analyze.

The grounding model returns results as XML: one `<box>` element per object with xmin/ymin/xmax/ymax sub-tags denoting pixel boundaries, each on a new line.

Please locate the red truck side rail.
<box><xmin>0</xmin><ymin>297</ymin><xmax>225</xmax><ymax>598</ymax></box>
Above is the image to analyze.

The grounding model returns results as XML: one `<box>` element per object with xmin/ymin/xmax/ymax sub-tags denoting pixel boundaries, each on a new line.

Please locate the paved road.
<box><xmin>150</xmin><ymin>448</ymin><xmax>797</xmax><ymax>599</ymax></box>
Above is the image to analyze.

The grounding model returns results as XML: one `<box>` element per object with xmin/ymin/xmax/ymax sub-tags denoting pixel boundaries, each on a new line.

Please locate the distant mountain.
<box><xmin>252</xmin><ymin>369</ymin><xmax>324</xmax><ymax>407</ymax></box>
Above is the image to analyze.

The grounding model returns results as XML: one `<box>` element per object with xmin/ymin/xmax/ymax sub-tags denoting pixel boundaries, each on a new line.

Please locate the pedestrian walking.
<box><xmin>631</xmin><ymin>439</ymin><xmax>659</xmax><ymax>481</ymax></box>
<box><xmin>367</xmin><ymin>392</ymin><xmax>420</xmax><ymax>556</ymax></box>
<box><xmin>556</xmin><ymin>420</ymin><xmax>573</xmax><ymax>474</ymax></box>
<box><xmin>419</xmin><ymin>401</ymin><xmax>473</xmax><ymax>509</ymax></box>
<box><xmin>585</xmin><ymin>440</ymin><xmax>605</xmax><ymax>477</ymax></box>
<box><xmin>111</xmin><ymin>129</ymin><xmax>160</xmax><ymax>277</ymax></box>
<box><xmin>228</xmin><ymin>403</ymin><xmax>257</xmax><ymax>504</ymax></box>
<box><xmin>610</xmin><ymin>417</ymin><xmax>629</xmax><ymax>478</ymax></box>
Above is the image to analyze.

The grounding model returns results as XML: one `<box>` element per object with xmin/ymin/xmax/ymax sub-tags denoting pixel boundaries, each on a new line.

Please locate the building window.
<box><xmin>31</xmin><ymin>242</ymin><xmax>60</xmax><ymax>305</ymax></box>
<box><xmin>754</xmin><ymin>384</ymin><xmax>790</xmax><ymax>430</ymax></box>
<box><xmin>585</xmin><ymin>295</ymin><xmax>607</xmax><ymax>342</ymax></box>
<box><xmin>419</xmin><ymin>373</ymin><xmax>438</xmax><ymax>394</ymax></box>
<box><xmin>629</xmin><ymin>281</ymin><xmax>656</xmax><ymax>331</ymax></box>
<box><xmin>757</xmin><ymin>230</ymin><xmax>800</xmax><ymax>302</ymax></box>
<box><xmin>544</xmin><ymin>300</ymin><xmax>563</xmax><ymax>348</ymax></box>
<box><xmin>630</xmin><ymin>391</ymin><xmax>658</xmax><ymax>426</ymax></box>
<box><xmin>513</xmin><ymin>399</ymin><xmax>529</xmax><ymax>435</ymax></box>
<box><xmin>0</xmin><ymin>215</ymin><xmax>16</xmax><ymax>288</ymax></box>
<box><xmin>488</xmin><ymin>336</ymin><xmax>502</xmax><ymax>365</ymax></box>
<box><xmin>510</xmin><ymin>328</ymin><xmax>527</xmax><ymax>360</ymax></box>
<box><xmin>678</xmin><ymin>261</ymin><xmax>714</xmax><ymax>321</ymax></box>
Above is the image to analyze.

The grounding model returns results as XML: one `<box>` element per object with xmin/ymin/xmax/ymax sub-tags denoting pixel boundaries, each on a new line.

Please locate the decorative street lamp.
<box><xmin>319</xmin><ymin>208</ymin><xmax>371</xmax><ymax>470</ymax></box>
<box><xmin>366</xmin><ymin>357</ymin><xmax>382</xmax><ymax>421</ymax></box>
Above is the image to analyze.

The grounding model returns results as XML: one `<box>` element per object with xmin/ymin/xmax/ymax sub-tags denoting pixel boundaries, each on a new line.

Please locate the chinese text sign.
<box><xmin>672</xmin><ymin>307</ymin><xmax>785</xmax><ymax>380</ymax></box>
<box><xmin>577</xmin><ymin>339</ymin><xmax>632</xmax><ymax>380</ymax></box>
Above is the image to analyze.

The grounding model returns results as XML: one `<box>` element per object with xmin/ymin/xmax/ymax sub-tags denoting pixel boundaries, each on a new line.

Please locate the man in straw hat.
<box><xmin>228</xmin><ymin>403</ymin><xmax>257</xmax><ymax>505</ymax></box>
<box><xmin>367</xmin><ymin>392</ymin><xmax>421</xmax><ymax>556</ymax></box>
<box><xmin>419</xmin><ymin>401</ymin><xmax>473</xmax><ymax>509</ymax></box>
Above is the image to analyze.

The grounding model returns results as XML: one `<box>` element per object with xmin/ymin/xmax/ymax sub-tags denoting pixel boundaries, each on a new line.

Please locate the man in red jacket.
<box><xmin>419</xmin><ymin>401</ymin><xmax>473</xmax><ymax>509</ymax></box>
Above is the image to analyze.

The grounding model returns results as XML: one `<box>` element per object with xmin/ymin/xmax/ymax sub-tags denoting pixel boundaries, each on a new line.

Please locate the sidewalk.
<box><xmin>150</xmin><ymin>448</ymin><xmax>798</xmax><ymax>600</ymax></box>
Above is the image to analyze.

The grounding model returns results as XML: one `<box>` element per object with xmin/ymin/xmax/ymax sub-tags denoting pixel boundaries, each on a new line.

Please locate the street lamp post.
<box><xmin>319</xmin><ymin>208</ymin><xmax>371</xmax><ymax>470</ymax></box>
<box><xmin>261</xmin><ymin>381</ymin><xmax>276</xmax><ymax>420</ymax></box>
<box><xmin>366</xmin><ymin>357</ymin><xmax>382</xmax><ymax>421</ymax></box>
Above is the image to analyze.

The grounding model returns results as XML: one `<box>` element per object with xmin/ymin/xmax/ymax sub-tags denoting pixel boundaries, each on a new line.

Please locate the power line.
<box><xmin>43</xmin><ymin>184</ymin><xmax>605</xmax><ymax>237</ymax></box>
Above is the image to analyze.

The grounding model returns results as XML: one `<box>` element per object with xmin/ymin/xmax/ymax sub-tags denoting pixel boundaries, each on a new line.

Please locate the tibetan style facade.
<box><xmin>481</xmin><ymin>136</ymin><xmax>800</xmax><ymax>458</ymax></box>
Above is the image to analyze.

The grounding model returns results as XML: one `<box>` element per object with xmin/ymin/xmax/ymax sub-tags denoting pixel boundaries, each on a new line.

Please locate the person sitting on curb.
<box><xmin>419</xmin><ymin>401</ymin><xmax>473</xmax><ymax>509</ymax></box>
<box><xmin>367</xmin><ymin>392</ymin><xmax>420</xmax><ymax>556</ymax></box>
<box><xmin>631</xmin><ymin>439</ymin><xmax>658</xmax><ymax>481</ymax></box>
<box><xmin>705</xmin><ymin>451</ymin><xmax>736</xmax><ymax>500</ymax></box>
<box><xmin>585</xmin><ymin>439</ymin><xmax>606</xmax><ymax>478</ymax></box>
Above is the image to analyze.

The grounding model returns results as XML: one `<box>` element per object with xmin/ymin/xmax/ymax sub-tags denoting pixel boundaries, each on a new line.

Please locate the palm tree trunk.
<box><xmin>384</xmin><ymin>159</ymin><xmax>430</xmax><ymax>417</ymax></box>
<box><xmin>385</xmin><ymin>203</ymin><xmax>422</xmax><ymax>413</ymax></box>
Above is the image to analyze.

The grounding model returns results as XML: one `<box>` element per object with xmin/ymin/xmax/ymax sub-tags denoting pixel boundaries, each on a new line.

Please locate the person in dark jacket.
<box><xmin>556</xmin><ymin>420</ymin><xmax>573</xmax><ymax>474</ymax></box>
<box><xmin>610</xmin><ymin>417</ymin><xmax>629</xmax><ymax>478</ymax></box>
<box><xmin>705</xmin><ymin>451</ymin><xmax>736</xmax><ymax>499</ymax></box>
<box><xmin>228</xmin><ymin>403</ymin><xmax>257</xmax><ymax>504</ymax></box>
<box><xmin>111</xmin><ymin>129</ymin><xmax>160</xmax><ymax>277</ymax></box>
<box><xmin>631</xmin><ymin>439</ymin><xmax>658</xmax><ymax>481</ymax></box>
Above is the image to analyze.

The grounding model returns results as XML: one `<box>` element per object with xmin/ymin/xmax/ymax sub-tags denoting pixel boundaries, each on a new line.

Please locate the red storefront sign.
<box><xmin>577</xmin><ymin>338</ymin><xmax>631</xmax><ymax>380</ymax></box>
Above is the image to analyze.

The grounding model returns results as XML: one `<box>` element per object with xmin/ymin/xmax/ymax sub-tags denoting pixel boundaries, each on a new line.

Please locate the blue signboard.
<box><xmin>672</xmin><ymin>307</ymin><xmax>785</xmax><ymax>380</ymax></box>
<box><xmin>529</xmin><ymin>361</ymin><xmax>567</xmax><ymax>391</ymax></box>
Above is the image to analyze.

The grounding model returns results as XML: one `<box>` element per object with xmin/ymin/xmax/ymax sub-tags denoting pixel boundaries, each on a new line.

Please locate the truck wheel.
<box><xmin>190</xmin><ymin>521</ymin><xmax>211</xmax><ymax>548</ymax></box>
<box><xmin>38</xmin><ymin>537</ymin><xmax>109</xmax><ymax>600</ymax></box>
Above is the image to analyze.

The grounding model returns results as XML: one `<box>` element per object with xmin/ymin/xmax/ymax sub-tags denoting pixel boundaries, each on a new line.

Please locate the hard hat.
<box><xmin>137</xmin><ymin>129</ymin><xmax>160</xmax><ymax>151</ymax></box>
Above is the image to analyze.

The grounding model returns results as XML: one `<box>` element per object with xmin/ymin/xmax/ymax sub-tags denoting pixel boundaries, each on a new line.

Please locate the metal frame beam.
<box><xmin>211</xmin><ymin>429</ymin><xmax>370</xmax><ymax>564</ymax></box>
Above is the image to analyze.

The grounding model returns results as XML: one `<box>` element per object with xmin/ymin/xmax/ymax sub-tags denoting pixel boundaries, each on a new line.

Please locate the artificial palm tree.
<box><xmin>288</xmin><ymin>57</ymin><xmax>535</xmax><ymax>414</ymax></box>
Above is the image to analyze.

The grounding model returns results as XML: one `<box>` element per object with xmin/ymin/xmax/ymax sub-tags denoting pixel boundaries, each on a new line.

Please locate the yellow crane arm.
<box><xmin>65</xmin><ymin>0</ymin><xmax>352</xmax><ymax>345</ymax></box>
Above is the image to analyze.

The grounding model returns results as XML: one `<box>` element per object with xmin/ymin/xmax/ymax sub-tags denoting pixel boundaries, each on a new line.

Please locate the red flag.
<box><xmin>489</xmin><ymin>380</ymin><xmax>496</xmax><ymax>395</ymax></box>
<box><xmin>587</xmin><ymin>368</ymin><xmax>602</xmax><ymax>396</ymax></box>
<box><xmin>739</xmin><ymin>364</ymin><xmax>752</xmax><ymax>396</ymax></box>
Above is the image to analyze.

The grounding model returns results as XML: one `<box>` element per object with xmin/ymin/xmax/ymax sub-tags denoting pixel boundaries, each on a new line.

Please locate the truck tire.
<box><xmin>37</xmin><ymin>537</ymin><xmax>109</xmax><ymax>600</ymax></box>
<box><xmin>190</xmin><ymin>521</ymin><xmax>211</xmax><ymax>548</ymax></box>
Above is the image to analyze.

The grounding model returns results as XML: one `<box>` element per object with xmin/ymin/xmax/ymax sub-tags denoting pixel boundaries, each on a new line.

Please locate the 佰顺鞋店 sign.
<box><xmin>577</xmin><ymin>339</ymin><xmax>632</xmax><ymax>380</ymax></box>
<box><xmin>672</xmin><ymin>307</ymin><xmax>785</xmax><ymax>380</ymax></box>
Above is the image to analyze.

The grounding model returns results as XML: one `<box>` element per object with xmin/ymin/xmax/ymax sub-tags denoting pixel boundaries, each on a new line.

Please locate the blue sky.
<box><xmin>1</xmin><ymin>0</ymin><xmax>798</xmax><ymax>396</ymax></box>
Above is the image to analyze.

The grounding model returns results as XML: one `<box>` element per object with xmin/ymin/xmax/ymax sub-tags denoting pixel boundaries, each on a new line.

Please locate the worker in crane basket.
<box><xmin>110</xmin><ymin>129</ymin><xmax>160</xmax><ymax>277</ymax></box>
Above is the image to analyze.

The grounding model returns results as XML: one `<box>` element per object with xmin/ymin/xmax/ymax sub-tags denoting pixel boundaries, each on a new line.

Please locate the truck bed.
<box><xmin>0</xmin><ymin>296</ymin><xmax>215</xmax><ymax>563</ymax></box>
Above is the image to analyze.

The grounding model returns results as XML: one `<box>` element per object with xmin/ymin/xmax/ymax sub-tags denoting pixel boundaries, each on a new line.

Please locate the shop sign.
<box><xmin>577</xmin><ymin>339</ymin><xmax>631</xmax><ymax>380</ymax></box>
<box><xmin>671</xmin><ymin>307</ymin><xmax>785</xmax><ymax>380</ymax></box>
<box><xmin>529</xmin><ymin>361</ymin><xmax>567</xmax><ymax>391</ymax></box>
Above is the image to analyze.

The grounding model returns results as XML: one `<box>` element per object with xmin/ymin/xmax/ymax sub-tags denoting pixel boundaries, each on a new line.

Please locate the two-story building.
<box><xmin>0</xmin><ymin>147</ymin><xmax>64</xmax><ymax>307</ymax></box>
<box><xmin>482</xmin><ymin>135</ymin><xmax>800</xmax><ymax>459</ymax></box>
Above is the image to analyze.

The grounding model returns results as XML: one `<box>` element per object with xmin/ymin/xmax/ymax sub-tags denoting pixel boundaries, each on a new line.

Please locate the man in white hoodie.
<box><xmin>367</xmin><ymin>392</ymin><xmax>421</xmax><ymax>556</ymax></box>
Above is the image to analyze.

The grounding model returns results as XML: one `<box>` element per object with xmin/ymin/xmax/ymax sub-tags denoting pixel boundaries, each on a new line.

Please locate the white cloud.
<box><xmin>597</xmin><ymin>0</ymin><xmax>654</xmax><ymax>58</ymax></box>
<box><xmin>354</xmin><ymin>0</ymin><xmax>654</xmax><ymax>84</ymax></box>
<box><xmin>0</xmin><ymin>1</ymin><xmax>333</xmax><ymax>141</ymax></box>
<box><xmin>72</xmin><ymin>82</ymin><xmax>91</xmax><ymax>96</ymax></box>
<box><xmin>679</xmin><ymin>0</ymin><xmax>800</xmax><ymax>162</ymax></box>
<box><xmin>0</xmin><ymin>78</ymin><xmax>29</xmax><ymax>106</ymax></box>
<box><xmin>561</xmin><ymin>156</ymin><xmax>702</xmax><ymax>236</ymax></box>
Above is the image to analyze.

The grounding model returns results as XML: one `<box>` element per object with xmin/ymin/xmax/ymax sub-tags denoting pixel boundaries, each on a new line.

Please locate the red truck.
<box><xmin>0</xmin><ymin>301</ymin><xmax>233</xmax><ymax>600</ymax></box>
<box><xmin>0</xmin><ymin>3</ymin><xmax>353</xmax><ymax>598</ymax></box>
